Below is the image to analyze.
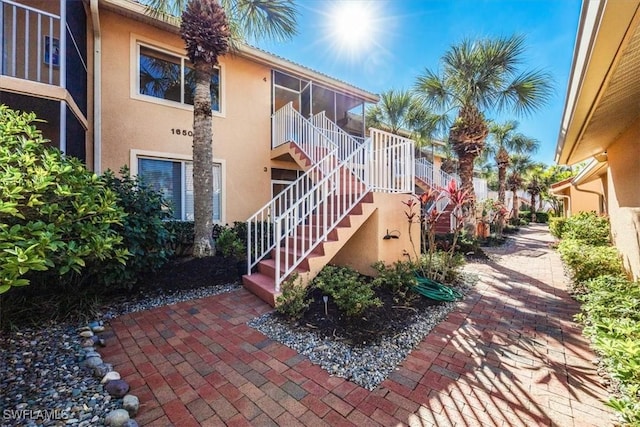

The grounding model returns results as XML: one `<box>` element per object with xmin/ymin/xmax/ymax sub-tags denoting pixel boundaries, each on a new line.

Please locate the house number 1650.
<box><xmin>171</xmin><ymin>128</ymin><xmax>193</xmax><ymax>137</ymax></box>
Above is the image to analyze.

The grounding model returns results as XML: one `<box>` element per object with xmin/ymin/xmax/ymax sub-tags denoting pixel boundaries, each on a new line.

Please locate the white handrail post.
<box><xmin>274</xmin><ymin>218</ymin><xmax>281</xmax><ymax>293</ymax></box>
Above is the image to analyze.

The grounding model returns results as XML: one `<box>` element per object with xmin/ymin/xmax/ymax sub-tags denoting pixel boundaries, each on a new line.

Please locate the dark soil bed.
<box><xmin>282</xmin><ymin>286</ymin><xmax>442</xmax><ymax>346</ymax></box>
<box><xmin>134</xmin><ymin>255</ymin><xmax>240</xmax><ymax>292</ymax></box>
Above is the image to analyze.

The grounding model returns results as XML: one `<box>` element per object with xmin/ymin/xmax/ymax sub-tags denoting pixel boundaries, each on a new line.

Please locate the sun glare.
<box><xmin>328</xmin><ymin>1</ymin><xmax>377</xmax><ymax>52</ymax></box>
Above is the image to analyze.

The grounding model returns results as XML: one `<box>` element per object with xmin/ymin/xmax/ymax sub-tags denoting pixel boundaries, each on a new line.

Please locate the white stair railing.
<box><xmin>369</xmin><ymin>128</ymin><xmax>414</xmax><ymax>193</ymax></box>
<box><xmin>248</xmin><ymin>105</ymin><xmax>414</xmax><ymax>292</ymax></box>
<box><xmin>311</xmin><ymin>111</ymin><xmax>362</xmax><ymax>161</ymax></box>
<box><xmin>272</xmin><ymin>102</ymin><xmax>336</xmax><ymax>166</ymax></box>
<box><xmin>270</xmin><ymin>145</ymin><xmax>370</xmax><ymax>291</ymax></box>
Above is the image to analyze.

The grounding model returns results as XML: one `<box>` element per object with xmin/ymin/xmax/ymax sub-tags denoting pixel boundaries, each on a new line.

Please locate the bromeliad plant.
<box><xmin>402</xmin><ymin>187</ymin><xmax>443</xmax><ymax>279</ymax></box>
<box><xmin>440</xmin><ymin>179</ymin><xmax>470</xmax><ymax>280</ymax></box>
<box><xmin>402</xmin><ymin>179</ymin><xmax>470</xmax><ymax>282</ymax></box>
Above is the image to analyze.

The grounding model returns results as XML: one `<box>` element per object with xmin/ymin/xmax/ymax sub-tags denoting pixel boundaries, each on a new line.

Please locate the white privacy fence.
<box><xmin>247</xmin><ymin>105</ymin><xmax>415</xmax><ymax>291</ymax></box>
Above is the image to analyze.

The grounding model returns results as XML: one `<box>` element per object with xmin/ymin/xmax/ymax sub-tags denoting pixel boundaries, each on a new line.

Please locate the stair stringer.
<box><xmin>242</xmin><ymin>192</ymin><xmax>377</xmax><ymax>306</ymax></box>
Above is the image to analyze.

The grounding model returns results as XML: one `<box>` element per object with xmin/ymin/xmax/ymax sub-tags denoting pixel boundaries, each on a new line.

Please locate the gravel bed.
<box><xmin>248</xmin><ymin>274</ymin><xmax>477</xmax><ymax>390</ymax></box>
<box><xmin>0</xmin><ymin>282</ymin><xmax>239</xmax><ymax>427</ymax></box>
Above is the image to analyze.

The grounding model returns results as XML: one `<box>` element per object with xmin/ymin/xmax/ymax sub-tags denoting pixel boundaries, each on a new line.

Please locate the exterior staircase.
<box><xmin>243</xmin><ymin>102</ymin><xmax>414</xmax><ymax>306</ymax></box>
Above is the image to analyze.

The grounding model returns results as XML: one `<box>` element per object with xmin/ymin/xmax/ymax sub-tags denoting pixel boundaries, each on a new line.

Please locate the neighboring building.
<box><xmin>555</xmin><ymin>0</ymin><xmax>640</xmax><ymax>279</ymax></box>
<box><xmin>549</xmin><ymin>168</ymin><xmax>605</xmax><ymax>218</ymax></box>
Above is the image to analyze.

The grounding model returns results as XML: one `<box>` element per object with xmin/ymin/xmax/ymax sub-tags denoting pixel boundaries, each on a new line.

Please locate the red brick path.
<box><xmin>101</xmin><ymin>224</ymin><xmax>614</xmax><ymax>426</ymax></box>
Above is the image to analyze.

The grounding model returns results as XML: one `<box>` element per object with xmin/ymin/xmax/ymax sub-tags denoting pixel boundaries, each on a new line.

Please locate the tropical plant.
<box><xmin>101</xmin><ymin>166</ymin><xmax>175</xmax><ymax>287</ymax></box>
<box><xmin>145</xmin><ymin>0</ymin><xmax>298</xmax><ymax>257</ymax></box>
<box><xmin>506</xmin><ymin>153</ymin><xmax>533</xmax><ymax>218</ymax></box>
<box><xmin>414</xmin><ymin>35</ymin><xmax>552</xmax><ymax>228</ymax></box>
<box><xmin>314</xmin><ymin>265</ymin><xmax>382</xmax><ymax>318</ymax></box>
<box><xmin>485</xmin><ymin>120</ymin><xmax>539</xmax><ymax>230</ymax></box>
<box><xmin>0</xmin><ymin>105</ymin><xmax>128</xmax><ymax>293</ymax></box>
<box><xmin>275</xmin><ymin>273</ymin><xmax>310</xmax><ymax>319</ymax></box>
<box><xmin>366</xmin><ymin>89</ymin><xmax>440</xmax><ymax>153</ymax></box>
<box><xmin>524</xmin><ymin>162</ymin><xmax>545</xmax><ymax>222</ymax></box>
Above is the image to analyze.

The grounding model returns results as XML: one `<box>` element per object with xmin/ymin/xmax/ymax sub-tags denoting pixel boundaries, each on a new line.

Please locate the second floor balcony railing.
<box><xmin>1</xmin><ymin>0</ymin><xmax>64</xmax><ymax>86</ymax></box>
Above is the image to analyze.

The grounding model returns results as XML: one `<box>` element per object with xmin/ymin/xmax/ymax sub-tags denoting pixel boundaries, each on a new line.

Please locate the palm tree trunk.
<box><xmin>512</xmin><ymin>189</ymin><xmax>519</xmax><ymax>220</ymax></box>
<box><xmin>497</xmin><ymin>165</ymin><xmax>507</xmax><ymax>205</ymax></box>
<box><xmin>457</xmin><ymin>152</ymin><xmax>476</xmax><ymax>230</ymax></box>
<box><xmin>192</xmin><ymin>62</ymin><xmax>215</xmax><ymax>257</ymax></box>
<box><xmin>530</xmin><ymin>193</ymin><xmax>537</xmax><ymax>223</ymax></box>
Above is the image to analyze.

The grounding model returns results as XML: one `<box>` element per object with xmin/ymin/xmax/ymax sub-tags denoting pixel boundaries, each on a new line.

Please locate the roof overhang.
<box><xmin>99</xmin><ymin>0</ymin><xmax>379</xmax><ymax>103</ymax></box>
<box><xmin>555</xmin><ymin>0</ymin><xmax>640</xmax><ymax>165</ymax></box>
<box><xmin>571</xmin><ymin>158</ymin><xmax>608</xmax><ymax>186</ymax></box>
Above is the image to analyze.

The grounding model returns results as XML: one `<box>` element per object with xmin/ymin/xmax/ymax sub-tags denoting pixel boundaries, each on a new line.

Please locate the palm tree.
<box><xmin>525</xmin><ymin>163</ymin><xmax>545</xmax><ymax>222</ymax></box>
<box><xmin>366</xmin><ymin>89</ymin><xmax>440</xmax><ymax>163</ymax></box>
<box><xmin>146</xmin><ymin>0</ymin><xmax>298</xmax><ymax>257</ymax></box>
<box><xmin>507</xmin><ymin>154</ymin><xmax>534</xmax><ymax>219</ymax></box>
<box><xmin>486</xmin><ymin>120</ymin><xmax>539</xmax><ymax>205</ymax></box>
<box><xmin>414</xmin><ymin>35</ymin><xmax>552</xmax><ymax>229</ymax></box>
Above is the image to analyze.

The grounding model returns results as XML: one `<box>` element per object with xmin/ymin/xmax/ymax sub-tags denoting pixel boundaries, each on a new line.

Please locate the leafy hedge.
<box><xmin>0</xmin><ymin>105</ymin><xmax>128</xmax><ymax>293</ymax></box>
<box><xmin>557</xmin><ymin>239</ymin><xmax>624</xmax><ymax>286</ymax></box>
<box><xmin>519</xmin><ymin>211</ymin><xmax>549</xmax><ymax>223</ymax></box>
<box><xmin>577</xmin><ymin>275</ymin><xmax>640</xmax><ymax>425</ymax></box>
<box><xmin>558</xmin><ymin>211</ymin><xmax>610</xmax><ymax>246</ymax></box>
<box><xmin>100</xmin><ymin>167</ymin><xmax>175</xmax><ymax>288</ymax></box>
<box><xmin>555</xmin><ymin>211</ymin><xmax>639</xmax><ymax>424</ymax></box>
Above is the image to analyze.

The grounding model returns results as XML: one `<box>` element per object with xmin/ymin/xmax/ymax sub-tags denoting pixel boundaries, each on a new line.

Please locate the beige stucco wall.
<box><xmin>606</xmin><ymin>124</ymin><xmax>640</xmax><ymax>279</ymax></box>
<box><xmin>99</xmin><ymin>8</ymin><xmax>272</xmax><ymax>223</ymax></box>
<box><xmin>571</xmin><ymin>179</ymin><xmax>604</xmax><ymax>215</ymax></box>
<box><xmin>330</xmin><ymin>193</ymin><xmax>419</xmax><ymax>276</ymax></box>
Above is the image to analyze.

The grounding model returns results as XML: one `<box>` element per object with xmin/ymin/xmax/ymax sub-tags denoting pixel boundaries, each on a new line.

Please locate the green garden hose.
<box><xmin>413</xmin><ymin>275</ymin><xmax>463</xmax><ymax>302</ymax></box>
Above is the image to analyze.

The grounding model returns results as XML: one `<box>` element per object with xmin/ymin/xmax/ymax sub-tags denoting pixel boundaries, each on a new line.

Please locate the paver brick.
<box><xmin>103</xmin><ymin>226</ymin><xmax>613</xmax><ymax>427</ymax></box>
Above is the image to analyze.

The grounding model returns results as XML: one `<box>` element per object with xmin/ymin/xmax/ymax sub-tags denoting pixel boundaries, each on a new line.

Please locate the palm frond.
<box><xmin>144</xmin><ymin>0</ymin><xmax>188</xmax><ymax>18</ymax></box>
<box><xmin>221</xmin><ymin>0</ymin><xmax>298</xmax><ymax>44</ymax></box>
<box><xmin>497</xmin><ymin>69</ymin><xmax>553</xmax><ymax>116</ymax></box>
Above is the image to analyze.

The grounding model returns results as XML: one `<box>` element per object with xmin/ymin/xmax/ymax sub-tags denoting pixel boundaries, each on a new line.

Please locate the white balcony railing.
<box><xmin>1</xmin><ymin>0</ymin><xmax>65</xmax><ymax>86</ymax></box>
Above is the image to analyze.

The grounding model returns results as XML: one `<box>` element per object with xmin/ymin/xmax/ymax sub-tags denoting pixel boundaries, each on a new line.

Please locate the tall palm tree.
<box><xmin>366</xmin><ymin>89</ymin><xmax>417</xmax><ymax>135</ymax></box>
<box><xmin>146</xmin><ymin>0</ymin><xmax>297</xmax><ymax>257</ymax></box>
<box><xmin>525</xmin><ymin>162</ymin><xmax>545</xmax><ymax>222</ymax></box>
<box><xmin>507</xmin><ymin>154</ymin><xmax>534</xmax><ymax>219</ymax></box>
<box><xmin>486</xmin><ymin>120</ymin><xmax>539</xmax><ymax>205</ymax></box>
<box><xmin>414</xmin><ymin>35</ymin><xmax>552</xmax><ymax>229</ymax></box>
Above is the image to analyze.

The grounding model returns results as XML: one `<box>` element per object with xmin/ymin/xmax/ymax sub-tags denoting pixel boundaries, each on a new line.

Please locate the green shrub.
<box><xmin>0</xmin><ymin>105</ymin><xmax>128</xmax><ymax>293</ymax></box>
<box><xmin>216</xmin><ymin>227</ymin><xmax>245</xmax><ymax>260</ymax></box>
<box><xmin>563</xmin><ymin>211</ymin><xmax>610</xmax><ymax>246</ymax></box>
<box><xmin>575</xmin><ymin>275</ymin><xmax>640</xmax><ymax>424</ymax></box>
<box><xmin>518</xmin><ymin>211</ymin><xmax>549</xmax><ymax>223</ymax></box>
<box><xmin>166</xmin><ymin>220</ymin><xmax>195</xmax><ymax>256</ymax></box>
<box><xmin>549</xmin><ymin>217</ymin><xmax>567</xmax><ymax>239</ymax></box>
<box><xmin>372</xmin><ymin>261</ymin><xmax>417</xmax><ymax>304</ymax></box>
<box><xmin>100</xmin><ymin>167</ymin><xmax>174</xmax><ymax>287</ymax></box>
<box><xmin>314</xmin><ymin>265</ymin><xmax>381</xmax><ymax>317</ymax></box>
<box><xmin>558</xmin><ymin>239</ymin><xmax>624</xmax><ymax>288</ymax></box>
<box><xmin>275</xmin><ymin>274</ymin><xmax>311</xmax><ymax>319</ymax></box>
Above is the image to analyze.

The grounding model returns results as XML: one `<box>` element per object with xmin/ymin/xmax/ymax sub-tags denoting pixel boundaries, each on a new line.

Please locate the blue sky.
<box><xmin>256</xmin><ymin>0</ymin><xmax>582</xmax><ymax>165</ymax></box>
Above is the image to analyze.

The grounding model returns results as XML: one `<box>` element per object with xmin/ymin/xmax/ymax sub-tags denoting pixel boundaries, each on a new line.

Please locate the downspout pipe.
<box><xmin>572</xmin><ymin>183</ymin><xmax>606</xmax><ymax>215</ymax></box>
<box><xmin>90</xmin><ymin>0</ymin><xmax>102</xmax><ymax>173</ymax></box>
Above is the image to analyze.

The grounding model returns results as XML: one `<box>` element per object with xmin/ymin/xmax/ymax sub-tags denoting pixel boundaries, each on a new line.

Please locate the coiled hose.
<box><xmin>413</xmin><ymin>275</ymin><xmax>463</xmax><ymax>302</ymax></box>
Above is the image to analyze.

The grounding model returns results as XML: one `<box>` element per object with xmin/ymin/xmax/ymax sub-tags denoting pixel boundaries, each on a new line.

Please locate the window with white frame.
<box><xmin>137</xmin><ymin>43</ymin><xmax>221</xmax><ymax>111</ymax></box>
<box><xmin>138</xmin><ymin>157</ymin><xmax>222</xmax><ymax>222</ymax></box>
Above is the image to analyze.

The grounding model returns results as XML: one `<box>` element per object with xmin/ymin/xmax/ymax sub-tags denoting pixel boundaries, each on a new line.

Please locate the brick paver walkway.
<box><xmin>101</xmin><ymin>224</ymin><xmax>615</xmax><ymax>426</ymax></box>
